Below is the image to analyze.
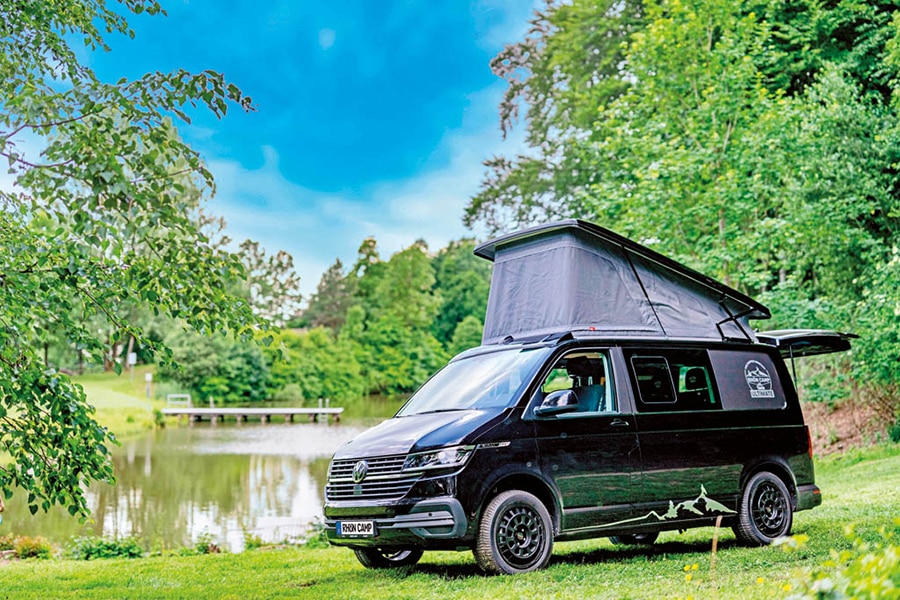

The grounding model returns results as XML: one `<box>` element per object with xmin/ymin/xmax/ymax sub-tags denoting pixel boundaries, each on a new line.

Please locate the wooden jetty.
<box><xmin>160</xmin><ymin>406</ymin><xmax>343</xmax><ymax>424</ymax></box>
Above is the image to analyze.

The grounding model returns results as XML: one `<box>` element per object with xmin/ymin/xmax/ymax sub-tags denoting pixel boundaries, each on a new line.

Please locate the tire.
<box><xmin>474</xmin><ymin>490</ymin><xmax>553</xmax><ymax>575</ymax></box>
<box><xmin>609</xmin><ymin>532</ymin><xmax>659</xmax><ymax>546</ymax></box>
<box><xmin>733</xmin><ymin>471</ymin><xmax>793</xmax><ymax>545</ymax></box>
<box><xmin>352</xmin><ymin>547</ymin><xmax>424</xmax><ymax>569</ymax></box>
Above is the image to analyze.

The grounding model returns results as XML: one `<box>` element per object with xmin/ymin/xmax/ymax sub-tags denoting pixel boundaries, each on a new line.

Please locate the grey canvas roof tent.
<box><xmin>474</xmin><ymin>219</ymin><xmax>771</xmax><ymax>346</ymax></box>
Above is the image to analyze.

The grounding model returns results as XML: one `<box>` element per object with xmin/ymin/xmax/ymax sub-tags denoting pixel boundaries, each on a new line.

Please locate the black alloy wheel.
<box><xmin>733</xmin><ymin>471</ymin><xmax>793</xmax><ymax>545</ymax></box>
<box><xmin>475</xmin><ymin>490</ymin><xmax>553</xmax><ymax>575</ymax></box>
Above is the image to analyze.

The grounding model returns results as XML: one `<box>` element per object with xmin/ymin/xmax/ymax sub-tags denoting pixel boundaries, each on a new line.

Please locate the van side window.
<box><xmin>707</xmin><ymin>350</ymin><xmax>787</xmax><ymax>410</ymax></box>
<box><xmin>540</xmin><ymin>351</ymin><xmax>616</xmax><ymax>414</ymax></box>
<box><xmin>626</xmin><ymin>349</ymin><xmax>720</xmax><ymax>412</ymax></box>
<box><xmin>630</xmin><ymin>356</ymin><xmax>675</xmax><ymax>404</ymax></box>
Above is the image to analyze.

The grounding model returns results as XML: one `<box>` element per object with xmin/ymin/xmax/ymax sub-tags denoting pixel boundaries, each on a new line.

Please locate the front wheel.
<box><xmin>353</xmin><ymin>547</ymin><xmax>423</xmax><ymax>569</ymax></box>
<box><xmin>474</xmin><ymin>490</ymin><xmax>553</xmax><ymax>575</ymax></box>
<box><xmin>609</xmin><ymin>532</ymin><xmax>659</xmax><ymax>546</ymax></box>
<box><xmin>733</xmin><ymin>471</ymin><xmax>793</xmax><ymax>545</ymax></box>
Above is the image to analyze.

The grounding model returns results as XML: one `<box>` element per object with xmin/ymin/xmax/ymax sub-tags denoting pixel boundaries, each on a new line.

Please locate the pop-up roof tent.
<box><xmin>474</xmin><ymin>220</ymin><xmax>771</xmax><ymax>346</ymax></box>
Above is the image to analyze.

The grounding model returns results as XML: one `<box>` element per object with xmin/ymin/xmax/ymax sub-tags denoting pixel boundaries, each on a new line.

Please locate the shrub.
<box><xmin>176</xmin><ymin>531</ymin><xmax>222</xmax><ymax>556</ymax></box>
<box><xmin>0</xmin><ymin>533</ymin><xmax>15</xmax><ymax>551</ymax></box>
<box><xmin>271</xmin><ymin>383</ymin><xmax>303</xmax><ymax>403</ymax></box>
<box><xmin>243</xmin><ymin>531</ymin><xmax>265</xmax><ymax>551</ymax></box>
<box><xmin>14</xmin><ymin>536</ymin><xmax>53</xmax><ymax>559</ymax></box>
<box><xmin>68</xmin><ymin>535</ymin><xmax>144</xmax><ymax>560</ymax></box>
<box><xmin>889</xmin><ymin>416</ymin><xmax>900</xmax><ymax>444</ymax></box>
<box><xmin>788</xmin><ymin>522</ymin><xmax>900</xmax><ymax>599</ymax></box>
<box><xmin>303</xmin><ymin>519</ymin><xmax>329</xmax><ymax>549</ymax></box>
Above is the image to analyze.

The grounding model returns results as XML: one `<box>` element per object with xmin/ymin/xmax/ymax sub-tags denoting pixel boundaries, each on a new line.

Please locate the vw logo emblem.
<box><xmin>352</xmin><ymin>460</ymin><xmax>369</xmax><ymax>483</ymax></box>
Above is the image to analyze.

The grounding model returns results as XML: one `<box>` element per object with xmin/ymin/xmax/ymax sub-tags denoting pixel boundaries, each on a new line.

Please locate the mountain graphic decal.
<box><xmin>601</xmin><ymin>485</ymin><xmax>736</xmax><ymax>529</ymax></box>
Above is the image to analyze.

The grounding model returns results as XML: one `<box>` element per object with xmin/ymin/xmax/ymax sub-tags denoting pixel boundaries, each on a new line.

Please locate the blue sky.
<box><xmin>85</xmin><ymin>1</ymin><xmax>536</xmax><ymax>297</ymax></box>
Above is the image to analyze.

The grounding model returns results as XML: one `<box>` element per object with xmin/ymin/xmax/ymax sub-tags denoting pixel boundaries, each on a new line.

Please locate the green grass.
<box><xmin>0</xmin><ymin>445</ymin><xmax>897</xmax><ymax>599</ymax></box>
<box><xmin>74</xmin><ymin>366</ymin><xmax>166</xmax><ymax>439</ymax></box>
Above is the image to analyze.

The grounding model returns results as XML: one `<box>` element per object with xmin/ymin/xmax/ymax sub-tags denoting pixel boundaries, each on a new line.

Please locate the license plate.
<box><xmin>337</xmin><ymin>520</ymin><xmax>375</xmax><ymax>537</ymax></box>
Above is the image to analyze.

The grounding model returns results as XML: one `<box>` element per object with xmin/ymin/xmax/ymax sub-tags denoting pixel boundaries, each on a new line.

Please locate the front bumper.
<box><xmin>325</xmin><ymin>498</ymin><xmax>468</xmax><ymax>547</ymax></box>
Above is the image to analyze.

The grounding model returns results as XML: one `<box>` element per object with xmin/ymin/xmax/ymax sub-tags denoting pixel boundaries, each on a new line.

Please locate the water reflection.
<box><xmin>3</xmin><ymin>421</ymin><xmax>372</xmax><ymax>552</ymax></box>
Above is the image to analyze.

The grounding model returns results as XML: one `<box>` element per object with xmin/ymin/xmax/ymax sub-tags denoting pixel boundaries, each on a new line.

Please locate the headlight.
<box><xmin>402</xmin><ymin>445</ymin><xmax>475</xmax><ymax>472</ymax></box>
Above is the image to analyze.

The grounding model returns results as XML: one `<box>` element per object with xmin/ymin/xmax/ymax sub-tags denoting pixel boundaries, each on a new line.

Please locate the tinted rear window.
<box><xmin>626</xmin><ymin>348</ymin><xmax>720</xmax><ymax>412</ymax></box>
<box><xmin>708</xmin><ymin>350</ymin><xmax>786</xmax><ymax>410</ymax></box>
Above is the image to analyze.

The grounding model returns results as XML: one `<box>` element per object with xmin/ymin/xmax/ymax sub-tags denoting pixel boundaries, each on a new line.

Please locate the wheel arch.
<box><xmin>740</xmin><ymin>457</ymin><xmax>799</xmax><ymax>510</ymax></box>
<box><xmin>475</xmin><ymin>472</ymin><xmax>561</xmax><ymax>536</ymax></box>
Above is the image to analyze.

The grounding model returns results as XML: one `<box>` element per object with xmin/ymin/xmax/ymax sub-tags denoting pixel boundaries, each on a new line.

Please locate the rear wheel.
<box><xmin>474</xmin><ymin>490</ymin><xmax>553</xmax><ymax>575</ymax></box>
<box><xmin>609</xmin><ymin>532</ymin><xmax>659</xmax><ymax>546</ymax></box>
<box><xmin>352</xmin><ymin>547</ymin><xmax>423</xmax><ymax>569</ymax></box>
<box><xmin>733</xmin><ymin>471</ymin><xmax>793</xmax><ymax>545</ymax></box>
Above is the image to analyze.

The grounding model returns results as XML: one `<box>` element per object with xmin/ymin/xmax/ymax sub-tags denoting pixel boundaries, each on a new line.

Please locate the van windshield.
<box><xmin>397</xmin><ymin>347</ymin><xmax>552</xmax><ymax>417</ymax></box>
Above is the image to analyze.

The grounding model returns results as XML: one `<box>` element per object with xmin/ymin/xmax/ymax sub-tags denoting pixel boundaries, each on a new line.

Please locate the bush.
<box><xmin>890</xmin><ymin>416</ymin><xmax>900</xmax><ymax>444</ymax></box>
<box><xmin>271</xmin><ymin>383</ymin><xmax>303</xmax><ymax>403</ymax></box>
<box><xmin>303</xmin><ymin>519</ymin><xmax>329</xmax><ymax>549</ymax></box>
<box><xmin>243</xmin><ymin>531</ymin><xmax>265</xmax><ymax>551</ymax></box>
<box><xmin>788</xmin><ymin>522</ymin><xmax>900</xmax><ymax>599</ymax></box>
<box><xmin>68</xmin><ymin>535</ymin><xmax>144</xmax><ymax>560</ymax></box>
<box><xmin>176</xmin><ymin>531</ymin><xmax>222</xmax><ymax>556</ymax></box>
<box><xmin>159</xmin><ymin>329</ymin><xmax>269</xmax><ymax>404</ymax></box>
<box><xmin>14</xmin><ymin>535</ymin><xmax>53</xmax><ymax>559</ymax></box>
<box><xmin>0</xmin><ymin>533</ymin><xmax>15</xmax><ymax>551</ymax></box>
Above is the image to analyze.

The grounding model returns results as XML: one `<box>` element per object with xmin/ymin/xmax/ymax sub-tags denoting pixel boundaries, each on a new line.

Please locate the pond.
<box><xmin>2</xmin><ymin>407</ymin><xmax>397</xmax><ymax>553</ymax></box>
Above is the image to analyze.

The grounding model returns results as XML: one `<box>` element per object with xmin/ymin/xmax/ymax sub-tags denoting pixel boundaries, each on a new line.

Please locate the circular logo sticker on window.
<box><xmin>744</xmin><ymin>360</ymin><xmax>775</xmax><ymax>398</ymax></box>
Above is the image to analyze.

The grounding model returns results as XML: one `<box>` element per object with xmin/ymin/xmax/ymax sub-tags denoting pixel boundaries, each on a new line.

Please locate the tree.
<box><xmin>468</xmin><ymin>0</ymin><xmax>900</xmax><ymax>412</ymax></box>
<box><xmin>449</xmin><ymin>315</ymin><xmax>485</xmax><ymax>356</ymax></box>
<box><xmin>349</xmin><ymin>237</ymin><xmax>387</xmax><ymax>311</ymax></box>
<box><xmin>238</xmin><ymin>239</ymin><xmax>302</xmax><ymax>328</ymax></box>
<box><xmin>469</xmin><ymin>0</ymin><xmax>900</xmax><ymax>289</ymax></box>
<box><xmin>335</xmin><ymin>240</ymin><xmax>448</xmax><ymax>395</ymax></box>
<box><xmin>266</xmin><ymin>328</ymin><xmax>365</xmax><ymax>403</ymax></box>
<box><xmin>0</xmin><ymin>2</ymin><xmax>258</xmax><ymax>517</ymax></box>
<box><xmin>160</xmin><ymin>329</ymin><xmax>269</xmax><ymax>404</ymax></box>
<box><xmin>431</xmin><ymin>239</ymin><xmax>491</xmax><ymax>348</ymax></box>
<box><xmin>369</xmin><ymin>241</ymin><xmax>440</xmax><ymax>329</ymax></box>
<box><xmin>465</xmin><ymin>0</ymin><xmax>644</xmax><ymax>233</ymax></box>
<box><xmin>304</xmin><ymin>258</ymin><xmax>354</xmax><ymax>332</ymax></box>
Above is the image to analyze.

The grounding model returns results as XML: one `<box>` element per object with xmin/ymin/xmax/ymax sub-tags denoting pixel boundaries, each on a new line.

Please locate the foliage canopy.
<box><xmin>467</xmin><ymin>0</ymin><xmax>900</xmax><ymax>403</ymax></box>
<box><xmin>0</xmin><ymin>1</ymin><xmax>257</xmax><ymax>517</ymax></box>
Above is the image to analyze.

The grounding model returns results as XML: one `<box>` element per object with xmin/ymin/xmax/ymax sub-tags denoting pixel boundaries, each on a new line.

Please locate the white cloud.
<box><xmin>203</xmin><ymin>4</ymin><xmax>535</xmax><ymax>299</ymax></box>
<box><xmin>207</xmin><ymin>82</ymin><xmax>527</xmax><ymax>299</ymax></box>
<box><xmin>471</xmin><ymin>0</ymin><xmax>542</xmax><ymax>51</ymax></box>
<box><xmin>318</xmin><ymin>28</ymin><xmax>336</xmax><ymax>50</ymax></box>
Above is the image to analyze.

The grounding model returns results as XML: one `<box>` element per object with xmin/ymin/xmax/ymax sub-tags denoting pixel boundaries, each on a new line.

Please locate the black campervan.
<box><xmin>323</xmin><ymin>220</ymin><xmax>853</xmax><ymax>575</ymax></box>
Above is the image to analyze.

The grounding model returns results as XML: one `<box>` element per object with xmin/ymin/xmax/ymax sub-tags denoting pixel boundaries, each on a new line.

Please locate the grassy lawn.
<box><xmin>0</xmin><ymin>445</ymin><xmax>897</xmax><ymax>599</ymax></box>
<box><xmin>75</xmin><ymin>366</ymin><xmax>167</xmax><ymax>439</ymax></box>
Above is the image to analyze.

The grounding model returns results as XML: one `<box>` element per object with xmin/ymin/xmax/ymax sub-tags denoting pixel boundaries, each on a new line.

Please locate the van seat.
<box><xmin>574</xmin><ymin>384</ymin><xmax>604</xmax><ymax>412</ymax></box>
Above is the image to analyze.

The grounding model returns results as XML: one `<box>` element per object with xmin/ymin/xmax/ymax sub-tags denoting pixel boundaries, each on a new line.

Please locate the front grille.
<box><xmin>326</xmin><ymin>454</ymin><xmax>420</xmax><ymax>501</ymax></box>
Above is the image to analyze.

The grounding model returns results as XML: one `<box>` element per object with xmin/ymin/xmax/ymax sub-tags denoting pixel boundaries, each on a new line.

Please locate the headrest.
<box><xmin>684</xmin><ymin>367</ymin><xmax>707</xmax><ymax>390</ymax></box>
<box><xmin>566</xmin><ymin>356</ymin><xmax>602</xmax><ymax>378</ymax></box>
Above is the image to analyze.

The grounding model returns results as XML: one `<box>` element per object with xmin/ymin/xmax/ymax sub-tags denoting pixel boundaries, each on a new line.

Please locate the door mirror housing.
<box><xmin>534</xmin><ymin>389</ymin><xmax>579</xmax><ymax>417</ymax></box>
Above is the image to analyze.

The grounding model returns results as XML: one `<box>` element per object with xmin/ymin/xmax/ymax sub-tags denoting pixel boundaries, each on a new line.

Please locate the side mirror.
<box><xmin>534</xmin><ymin>389</ymin><xmax>579</xmax><ymax>417</ymax></box>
